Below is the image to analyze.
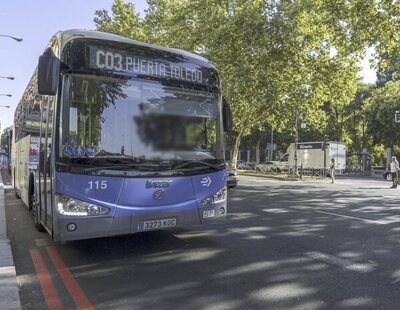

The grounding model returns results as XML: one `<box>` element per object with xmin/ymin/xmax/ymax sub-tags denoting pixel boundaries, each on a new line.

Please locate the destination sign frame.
<box><xmin>297</xmin><ymin>142</ymin><xmax>324</xmax><ymax>150</ymax></box>
<box><xmin>84</xmin><ymin>44</ymin><xmax>218</xmax><ymax>87</ymax></box>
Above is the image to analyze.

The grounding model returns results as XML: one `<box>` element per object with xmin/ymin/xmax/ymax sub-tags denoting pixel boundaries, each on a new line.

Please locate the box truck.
<box><xmin>285</xmin><ymin>141</ymin><xmax>346</xmax><ymax>171</ymax></box>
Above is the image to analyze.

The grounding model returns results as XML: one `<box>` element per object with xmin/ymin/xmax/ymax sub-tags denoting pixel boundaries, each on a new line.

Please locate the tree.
<box><xmin>343</xmin><ymin>83</ymin><xmax>375</xmax><ymax>155</ymax></box>
<box><xmin>377</xmin><ymin>53</ymin><xmax>399</xmax><ymax>87</ymax></box>
<box><xmin>366</xmin><ymin>81</ymin><xmax>400</xmax><ymax>150</ymax></box>
<box><xmin>94</xmin><ymin>0</ymin><xmax>146</xmax><ymax>41</ymax></box>
<box><xmin>93</xmin><ymin>0</ymin><xmax>396</xmax><ymax>168</ymax></box>
<box><xmin>0</xmin><ymin>126</ymin><xmax>11</xmax><ymax>150</ymax></box>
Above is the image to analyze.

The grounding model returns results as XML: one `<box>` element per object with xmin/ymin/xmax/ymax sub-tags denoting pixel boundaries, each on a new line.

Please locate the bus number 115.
<box><xmin>88</xmin><ymin>180</ymin><xmax>108</xmax><ymax>190</ymax></box>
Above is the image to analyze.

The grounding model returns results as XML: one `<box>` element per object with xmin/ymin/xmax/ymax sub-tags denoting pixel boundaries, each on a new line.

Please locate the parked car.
<box><xmin>226</xmin><ymin>163</ymin><xmax>239</xmax><ymax>188</ymax></box>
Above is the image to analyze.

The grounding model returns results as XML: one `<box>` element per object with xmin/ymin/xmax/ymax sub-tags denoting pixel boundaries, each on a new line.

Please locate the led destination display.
<box><xmin>87</xmin><ymin>45</ymin><xmax>217</xmax><ymax>86</ymax></box>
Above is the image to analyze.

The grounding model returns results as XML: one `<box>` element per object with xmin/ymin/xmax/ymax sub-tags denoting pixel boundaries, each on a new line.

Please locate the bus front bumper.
<box><xmin>53</xmin><ymin>203</ymin><xmax>227</xmax><ymax>241</ymax></box>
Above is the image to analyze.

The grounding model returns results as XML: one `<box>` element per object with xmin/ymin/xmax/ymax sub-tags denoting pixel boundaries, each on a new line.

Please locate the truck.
<box><xmin>267</xmin><ymin>142</ymin><xmax>346</xmax><ymax>172</ymax></box>
<box><xmin>286</xmin><ymin>141</ymin><xmax>346</xmax><ymax>172</ymax></box>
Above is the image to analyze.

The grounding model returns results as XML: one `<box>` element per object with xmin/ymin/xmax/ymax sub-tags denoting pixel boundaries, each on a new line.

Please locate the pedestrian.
<box><xmin>330</xmin><ymin>158</ymin><xmax>335</xmax><ymax>183</ymax></box>
<box><xmin>390</xmin><ymin>156</ymin><xmax>399</xmax><ymax>188</ymax></box>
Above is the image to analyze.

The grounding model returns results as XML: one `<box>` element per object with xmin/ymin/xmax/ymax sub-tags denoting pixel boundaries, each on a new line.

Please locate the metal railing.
<box><xmin>237</xmin><ymin>162</ymin><xmax>338</xmax><ymax>180</ymax></box>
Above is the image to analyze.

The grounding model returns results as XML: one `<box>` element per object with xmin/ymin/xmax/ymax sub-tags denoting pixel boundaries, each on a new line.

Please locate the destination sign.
<box><xmin>88</xmin><ymin>45</ymin><xmax>214</xmax><ymax>85</ymax></box>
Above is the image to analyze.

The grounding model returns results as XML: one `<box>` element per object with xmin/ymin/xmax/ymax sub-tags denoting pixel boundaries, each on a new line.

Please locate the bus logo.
<box><xmin>146</xmin><ymin>180</ymin><xmax>172</xmax><ymax>188</ymax></box>
<box><xmin>201</xmin><ymin>177</ymin><xmax>212</xmax><ymax>187</ymax></box>
<box><xmin>153</xmin><ymin>189</ymin><xmax>165</xmax><ymax>200</ymax></box>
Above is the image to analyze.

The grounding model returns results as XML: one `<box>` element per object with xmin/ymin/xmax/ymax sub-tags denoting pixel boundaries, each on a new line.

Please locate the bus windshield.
<box><xmin>59</xmin><ymin>75</ymin><xmax>222</xmax><ymax>165</ymax></box>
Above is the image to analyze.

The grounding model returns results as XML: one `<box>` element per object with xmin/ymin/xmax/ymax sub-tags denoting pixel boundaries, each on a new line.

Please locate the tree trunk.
<box><xmin>231</xmin><ymin>128</ymin><xmax>244</xmax><ymax>169</ymax></box>
<box><xmin>231</xmin><ymin>132</ymin><xmax>243</xmax><ymax>169</ymax></box>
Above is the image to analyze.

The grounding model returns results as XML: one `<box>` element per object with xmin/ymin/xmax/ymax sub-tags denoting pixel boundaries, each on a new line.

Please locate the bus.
<box><xmin>12</xmin><ymin>29</ymin><xmax>232</xmax><ymax>241</ymax></box>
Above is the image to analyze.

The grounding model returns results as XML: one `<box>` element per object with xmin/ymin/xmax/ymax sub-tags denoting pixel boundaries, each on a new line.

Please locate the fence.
<box><xmin>237</xmin><ymin>162</ymin><xmax>336</xmax><ymax>179</ymax></box>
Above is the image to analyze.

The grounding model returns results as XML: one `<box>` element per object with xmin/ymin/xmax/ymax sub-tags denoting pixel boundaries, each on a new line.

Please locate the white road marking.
<box><xmin>306</xmin><ymin>251</ymin><xmax>377</xmax><ymax>273</ymax></box>
<box><xmin>315</xmin><ymin>210</ymin><xmax>387</xmax><ymax>225</ymax></box>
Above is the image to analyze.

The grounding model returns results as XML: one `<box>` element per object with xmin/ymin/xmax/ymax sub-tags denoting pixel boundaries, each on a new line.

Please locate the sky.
<box><xmin>0</xmin><ymin>0</ymin><xmax>376</xmax><ymax>132</ymax></box>
<box><xmin>0</xmin><ymin>0</ymin><xmax>148</xmax><ymax>132</ymax></box>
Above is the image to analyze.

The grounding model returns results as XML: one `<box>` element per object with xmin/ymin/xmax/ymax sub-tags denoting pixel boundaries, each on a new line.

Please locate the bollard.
<box><xmin>300</xmin><ymin>164</ymin><xmax>303</xmax><ymax>179</ymax></box>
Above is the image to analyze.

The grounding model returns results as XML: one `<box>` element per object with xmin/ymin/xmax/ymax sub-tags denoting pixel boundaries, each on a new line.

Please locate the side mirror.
<box><xmin>222</xmin><ymin>97</ymin><xmax>233</xmax><ymax>132</ymax></box>
<box><xmin>38</xmin><ymin>48</ymin><xmax>60</xmax><ymax>96</ymax></box>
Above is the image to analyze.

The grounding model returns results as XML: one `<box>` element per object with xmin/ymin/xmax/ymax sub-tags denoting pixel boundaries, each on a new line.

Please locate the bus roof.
<box><xmin>56</xmin><ymin>29</ymin><xmax>215</xmax><ymax>68</ymax></box>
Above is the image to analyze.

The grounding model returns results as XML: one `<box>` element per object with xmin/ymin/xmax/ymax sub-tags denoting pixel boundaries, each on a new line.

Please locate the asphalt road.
<box><xmin>5</xmin><ymin>174</ymin><xmax>400</xmax><ymax>310</ymax></box>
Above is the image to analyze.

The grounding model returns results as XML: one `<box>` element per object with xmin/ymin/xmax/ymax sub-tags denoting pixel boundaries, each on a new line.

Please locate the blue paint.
<box><xmin>55</xmin><ymin>170</ymin><xmax>227</xmax><ymax>218</ymax></box>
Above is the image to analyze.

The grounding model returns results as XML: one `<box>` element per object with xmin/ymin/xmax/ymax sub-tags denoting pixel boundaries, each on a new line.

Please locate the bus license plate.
<box><xmin>140</xmin><ymin>218</ymin><xmax>177</xmax><ymax>231</ymax></box>
<box><xmin>203</xmin><ymin>210</ymin><xmax>215</xmax><ymax>218</ymax></box>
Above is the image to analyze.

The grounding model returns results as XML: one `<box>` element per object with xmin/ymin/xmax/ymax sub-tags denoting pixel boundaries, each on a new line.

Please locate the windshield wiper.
<box><xmin>83</xmin><ymin>162</ymin><xmax>165</xmax><ymax>173</ymax></box>
<box><xmin>173</xmin><ymin>160</ymin><xmax>225</xmax><ymax>171</ymax></box>
<box><xmin>92</xmin><ymin>153</ymin><xmax>144</xmax><ymax>162</ymax></box>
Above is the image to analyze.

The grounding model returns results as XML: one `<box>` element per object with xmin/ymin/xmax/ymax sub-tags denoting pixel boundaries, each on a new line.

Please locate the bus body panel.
<box><xmin>14</xmin><ymin>134</ymin><xmax>37</xmax><ymax>206</ymax></box>
<box><xmin>53</xmin><ymin>170</ymin><xmax>226</xmax><ymax>241</ymax></box>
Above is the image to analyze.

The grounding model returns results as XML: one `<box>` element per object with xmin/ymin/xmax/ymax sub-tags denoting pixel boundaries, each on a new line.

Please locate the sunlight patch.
<box><xmin>214</xmin><ymin>261</ymin><xmax>278</xmax><ymax>279</ymax></box>
<box><xmin>251</xmin><ymin>283</ymin><xmax>316</xmax><ymax>301</ymax></box>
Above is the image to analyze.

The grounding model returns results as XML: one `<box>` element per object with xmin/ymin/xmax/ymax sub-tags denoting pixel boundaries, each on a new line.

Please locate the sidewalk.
<box><xmin>0</xmin><ymin>166</ymin><xmax>21</xmax><ymax>309</ymax></box>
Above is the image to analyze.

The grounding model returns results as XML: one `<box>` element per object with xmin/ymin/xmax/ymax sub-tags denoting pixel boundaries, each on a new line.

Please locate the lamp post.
<box><xmin>323</xmin><ymin>135</ymin><xmax>328</xmax><ymax>179</ymax></box>
<box><xmin>294</xmin><ymin>107</ymin><xmax>299</xmax><ymax>175</ymax></box>
<box><xmin>0</xmin><ymin>76</ymin><xmax>15</xmax><ymax>80</ymax></box>
<box><xmin>0</xmin><ymin>94</ymin><xmax>12</xmax><ymax>97</ymax></box>
<box><xmin>0</xmin><ymin>34</ymin><xmax>23</xmax><ymax>42</ymax></box>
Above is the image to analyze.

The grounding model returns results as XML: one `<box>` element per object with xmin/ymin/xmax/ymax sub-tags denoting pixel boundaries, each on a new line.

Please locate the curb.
<box><xmin>0</xmin><ymin>167</ymin><xmax>21</xmax><ymax>310</ymax></box>
<box><xmin>238</xmin><ymin>172</ymin><xmax>333</xmax><ymax>183</ymax></box>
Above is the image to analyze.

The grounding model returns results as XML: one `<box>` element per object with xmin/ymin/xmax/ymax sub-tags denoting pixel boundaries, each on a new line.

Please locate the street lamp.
<box><xmin>0</xmin><ymin>34</ymin><xmax>23</xmax><ymax>42</ymax></box>
<box><xmin>0</xmin><ymin>94</ymin><xmax>12</xmax><ymax>97</ymax></box>
<box><xmin>0</xmin><ymin>105</ymin><xmax>10</xmax><ymax>108</ymax></box>
<box><xmin>0</xmin><ymin>76</ymin><xmax>15</xmax><ymax>80</ymax></box>
<box><xmin>322</xmin><ymin>135</ymin><xmax>328</xmax><ymax>179</ymax></box>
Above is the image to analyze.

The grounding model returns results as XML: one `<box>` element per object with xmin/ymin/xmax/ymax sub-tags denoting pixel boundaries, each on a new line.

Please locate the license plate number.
<box><xmin>203</xmin><ymin>209</ymin><xmax>215</xmax><ymax>218</ymax></box>
<box><xmin>140</xmin><ymin>218</ymin><xmax>177</xmax><ymax>231</ymax></box>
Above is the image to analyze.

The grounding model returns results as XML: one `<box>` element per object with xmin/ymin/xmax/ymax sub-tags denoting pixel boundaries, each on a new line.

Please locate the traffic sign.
<box><xmin>395</xmin><ymin>111</ymin><xmax>400</xmax><ymax>123</ymax></box>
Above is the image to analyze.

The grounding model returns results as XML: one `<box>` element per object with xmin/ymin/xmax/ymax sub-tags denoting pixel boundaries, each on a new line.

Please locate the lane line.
<box><xmin>29</xmin><ymin>248</ymin><xmax>64</xmax><ymax>310</ymax></box>
<box><xmin>46</xmin><ymin>246</ymin><xmax>94</xmax><ymax>310</ymax></box>
<box><xmin>315</xmin><ymin>210</ymin><xmax>386</xmax><ymax>225</ymax></box>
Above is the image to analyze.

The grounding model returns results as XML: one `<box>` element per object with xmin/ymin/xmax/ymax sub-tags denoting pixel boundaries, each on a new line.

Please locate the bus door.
<box><xmin>39</xmin><ymin>96</ymin><xmax>54</xmax><ymax>232</ymax></box>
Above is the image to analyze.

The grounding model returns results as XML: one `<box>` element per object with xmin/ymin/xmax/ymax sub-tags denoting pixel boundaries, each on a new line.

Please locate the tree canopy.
<box><xmin>94</xmin><ymin>0</ymin><xmax>400</xmax><ymax>166</ymax></box>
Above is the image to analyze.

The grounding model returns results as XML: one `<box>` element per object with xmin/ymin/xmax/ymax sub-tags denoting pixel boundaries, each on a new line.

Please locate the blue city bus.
<box><xmin>13</xmin><ymin>30</ymin><xmax>232</xmax><ymax>241</ymax></box>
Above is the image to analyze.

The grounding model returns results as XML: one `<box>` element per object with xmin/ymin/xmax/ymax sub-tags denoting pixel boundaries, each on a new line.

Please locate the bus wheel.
<box><xmin>31</xmin><ymin>192</ymin><xmax>45</xmax><ymax>232</ymax></box>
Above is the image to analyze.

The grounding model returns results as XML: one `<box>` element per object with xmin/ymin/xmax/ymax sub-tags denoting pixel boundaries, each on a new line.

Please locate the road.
<box><xmin>5</xmin><ymin>174</ymin><xmax>400</xmax><ymax>310</ymax></box>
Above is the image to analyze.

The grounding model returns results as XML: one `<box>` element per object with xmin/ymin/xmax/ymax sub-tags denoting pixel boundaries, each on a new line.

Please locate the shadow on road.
<box><xmin>7</xmin><ymin>178</ymin><xmax>400</xmax><ymax>309</ymax></box>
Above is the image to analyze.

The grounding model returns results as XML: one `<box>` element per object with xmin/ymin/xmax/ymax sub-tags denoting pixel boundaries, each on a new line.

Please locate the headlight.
<box><xmin>56</xmin><ymin>195</ymin><xmax>110</xmax><ymax>216</ymax></box>
<box><xmin>202</xmin><ymin>186</ymin><xmax>227</xmax><ymax>206</ymax></box>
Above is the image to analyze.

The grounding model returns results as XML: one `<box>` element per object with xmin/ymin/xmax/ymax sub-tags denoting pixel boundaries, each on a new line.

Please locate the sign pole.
<box><xmin>323</xmin><ymin>146</ymin><xmax>326</xmax><ymax>179</ymax></box>
<box><xmin>294</xmin><ymin>108</ymin><xmax>299</xmax><ymax>175</ymax></box>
